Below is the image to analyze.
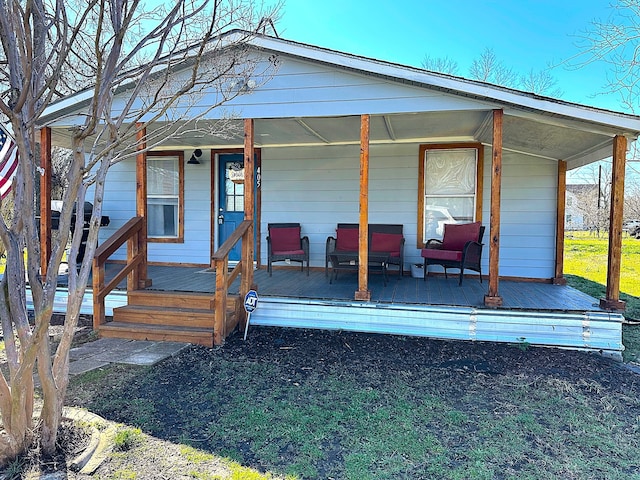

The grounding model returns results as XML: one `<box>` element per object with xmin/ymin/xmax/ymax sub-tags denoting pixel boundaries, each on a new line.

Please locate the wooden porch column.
<box><xmin>600</xmin><ymin>135</ymin><xmax>627</xmax><ymax>311</ymax></box>
<box><xmin>484</xmin><ymin>109</ymin><xmax>503</xmax><ymax>307</ymax></box>
<box><xmin>553</xmin><ymin>160</ymin><xmax>567</xmax><ymax>285</ymax></box>
<box><xmin>355</xmin><ymin>114</ymin><xmax>371</xmax><ymax>301</ymax></box>
<box><xmin>135</xmin><ymin>123</ymin><xmax>151</xmax><ymax>288</ymax></box>
<box><xmin>39</xmin><ymin>127</ymin><xmax>52</xmax><ymax>276</ymax></box>
<box><xmin>242</xmin><ymin>118</ymin><xmax>255</xmax><ymax>294</ymax></box>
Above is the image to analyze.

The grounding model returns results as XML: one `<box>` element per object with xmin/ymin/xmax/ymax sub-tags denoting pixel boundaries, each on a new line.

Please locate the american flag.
<box><xmin>0</xmin><ymin>124</ymin><xmax>18</xmax><ymax>199</ymax></box>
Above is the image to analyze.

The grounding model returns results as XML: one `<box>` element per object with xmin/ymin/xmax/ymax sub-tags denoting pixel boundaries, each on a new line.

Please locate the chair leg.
<box><xmin>423</xmin><ymin>259</ymin><xmax>428</xmax><ymax>281</ymax></box>
<box><xmin>268</xmin><ymin>259</ymin><xmax>272</xmax><ymax>276</ymax></box>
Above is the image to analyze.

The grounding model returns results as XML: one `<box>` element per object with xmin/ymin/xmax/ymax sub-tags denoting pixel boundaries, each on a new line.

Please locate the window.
<box><xmin>418</xmin><ymin>144</ymin><xmax>483</xmax><ymax>246</ymax></box>
<box><xmin>224</xmin><ymin>161</ymin><xmax>245</xmax><ymax>212</ymax></box>
<box><xmin>147</xmin><ymin>152</ymin><xmax>184</xmax><ymax>242</ymax></box>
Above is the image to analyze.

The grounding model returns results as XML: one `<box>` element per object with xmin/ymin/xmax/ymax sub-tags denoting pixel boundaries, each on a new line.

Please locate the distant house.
<box><xmin>566</xmin><ymin>184</ymin><xmax>600</xmax><ymax>231</ymax></box>
<box><xmin>36</xmin><ymin>30</ymin><xmax>640</xmax><ymax>357</ymax></box>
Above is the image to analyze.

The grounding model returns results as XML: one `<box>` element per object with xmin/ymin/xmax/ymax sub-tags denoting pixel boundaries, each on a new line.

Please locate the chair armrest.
<box><xmin>302</xmin><ymin>236</ymin><xmax>310</xmax><ymax>254</ymax></box>
<box><xmin>462</xmin><ymin>240</ymin><xmax>483</xmax><ymax>262</ymax></box>
<box><xmin>267</xmin><ymin>236</ymin><xmax>272</xmax><ymax>255</ymax></box>
<box><xmin>425</xmin><ymin>238</ymin><xmax>443</xmax><ymax>249</ymax></box>
<box><xmin>326</xmin><ymin>236</ymin><xmax>336</xmax><ymax>256</ymax></box>
<box><xmin>325</xmin><ymin>236</ymin><xmax>336</xmax><ymax>276</ymax></box>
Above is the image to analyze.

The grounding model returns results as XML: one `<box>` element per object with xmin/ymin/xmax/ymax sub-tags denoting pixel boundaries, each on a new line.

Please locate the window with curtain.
<box><xmin>418</xmin><ymin>144</ymin><xmax>482</xmax><ymax>245</ymax></box>
<box><xmin>147</xmin><ymin>153</ymin><xmax>184</xmax><ymax>242</ymax></box>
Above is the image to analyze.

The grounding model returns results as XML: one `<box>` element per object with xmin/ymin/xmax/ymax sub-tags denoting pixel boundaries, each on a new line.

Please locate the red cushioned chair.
<box><xmin>325</xmin><ymin>223</ymin><xmax>359</xmax><ymax>276</ymax></box>
<box><xmin>421</xmin><ymin>221</ymin><xmax>484</xmax><ymax>285</ymax></box>
<box><xmin>370</xmin><ymin>230</ymin><xmax>404</xmax><ymax>276</ymax></box>
<box><xmin>325</xmin><ymin>223</ymin><xmax>405</xmax><ymax>277</ymax></box>
<box><xmin>267</xmin><ymin>223</ymin><xmax>309</xmax><ymax>276</ymax></box>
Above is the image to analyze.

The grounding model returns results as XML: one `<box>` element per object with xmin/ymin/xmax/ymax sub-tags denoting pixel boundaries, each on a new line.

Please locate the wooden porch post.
<box><xmin>355</xmin><ymin>114</ymin><xmax>371</xmax><ymax>301</ymax></box>
<box><xmin>600</xmin><ymin>135</ymin><xmax>627</xmax><ymax>311</ymax></box>
<box><xmin>39</xmin><ymin>127</ymin><xmax>52</xmax><ymax>276</ymax></box>
<box><xmin>553</xmin><ymin>160</ymin><xmax>567</xmax><ymax>285</ymax></box>
<box><xmin>135</xmin><ymin>123</ymin><xmax>151</xmax><ymax>288</ymax></box>
<box><xmin>484</xmin><ymin>109</ymin><xmax>503</xmax><ymax>307</ymax></box>
<box><xmin>242</xmin><ymin>118</ymin><xmax>255</xmax><ymax>293</ymax></box>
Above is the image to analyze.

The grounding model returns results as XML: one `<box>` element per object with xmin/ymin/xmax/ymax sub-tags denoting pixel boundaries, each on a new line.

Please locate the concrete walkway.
<box><xmin>68</xmin><ymin>337</ymin><xmax>189</xmax><ymax>376</ymax></box>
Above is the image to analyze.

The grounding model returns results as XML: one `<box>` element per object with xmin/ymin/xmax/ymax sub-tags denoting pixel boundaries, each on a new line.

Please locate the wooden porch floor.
<box><xmin>120</xmin><ymin>264</ymin><xmax>601</xmax><ymax>313</ymax></box>
<box><xmin>49</xmin><ymin>263</ymin><xmax>622</xmax><ymax>358</ymax></box>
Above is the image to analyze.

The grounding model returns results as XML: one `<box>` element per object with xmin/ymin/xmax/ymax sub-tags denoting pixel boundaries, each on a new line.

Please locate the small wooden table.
<box><xmin>328</xmin><ymin>251</ymin><xmax>389</xmax><ymax>286</ymax></box>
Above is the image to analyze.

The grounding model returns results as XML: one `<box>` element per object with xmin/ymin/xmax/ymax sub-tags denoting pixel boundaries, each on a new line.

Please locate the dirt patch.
<box><xmin>2</xmin><ymin>421</ymin><xmax>91</xmax><ymax>478</ymax></box>
<box><xmin>63</xmin><ymin>326</ymin><xmax>640</xmax><ymax>479</ymax></box>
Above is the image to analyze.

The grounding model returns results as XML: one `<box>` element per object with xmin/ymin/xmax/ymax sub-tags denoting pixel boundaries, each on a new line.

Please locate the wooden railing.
<box><xmin>211</xmin><ymin>219</ymin><xmax>254</xmax><ymax>346</ymax></box>
<box><xmin>92</xmin><ymin>216</ymin><xmax>146</xmax><ymax>329</ymax></box>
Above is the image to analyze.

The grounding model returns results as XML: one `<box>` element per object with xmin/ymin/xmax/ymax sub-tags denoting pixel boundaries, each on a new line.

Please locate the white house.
<box><xmin>38</xmin><ymin>30</ymin><xmax>640</xmax><ymax>357</ymax></box>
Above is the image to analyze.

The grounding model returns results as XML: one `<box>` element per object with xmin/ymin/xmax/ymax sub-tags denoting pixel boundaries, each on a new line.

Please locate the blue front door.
<box><xmin>218</xmin><ymin>153</ymin><xmax>256</xmax><ymax>262</ymax></box>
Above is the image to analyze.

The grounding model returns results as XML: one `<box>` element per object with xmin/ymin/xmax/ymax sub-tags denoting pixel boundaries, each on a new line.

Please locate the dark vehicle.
<box><xmin>631</xmin><ymin>225</ymin><xmax>640</xmax><ymax>239</ymax></box>
<box><xmin>70</xmin><ymin>202</ymin><xmax>110</xmax><ymax>264</ymax></box>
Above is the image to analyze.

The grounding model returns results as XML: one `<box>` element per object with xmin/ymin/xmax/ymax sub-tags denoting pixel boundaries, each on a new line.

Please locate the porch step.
<box><xmin>106</xmin><ymin>290</ymin><xmax>243</xmax><ymax>346</ymax></box>
<box><xmin>127</xmin><ymin>290</ymin><xmax>214</xmax><ymax>310</ymax></box>
<box><xmin>98</xmin><ymin>321</ymin><xmax>214</xmax><ymax>347</ymax></box>
<box><xmin>113</xmin><ymin>304</ymin><xmax>215</xmax><ymax>328</ymax></box>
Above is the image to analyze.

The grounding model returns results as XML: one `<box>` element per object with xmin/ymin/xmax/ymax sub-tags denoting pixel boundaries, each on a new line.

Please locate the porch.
<box><xmin>139</xmin><ymin>265</ymin><xmax>595</xmax><ymax>310</ymax></box>
<box><xmin>52</xmin><ymin>264</ymin><xmax>624</xmax><ymax>359</ymax></box>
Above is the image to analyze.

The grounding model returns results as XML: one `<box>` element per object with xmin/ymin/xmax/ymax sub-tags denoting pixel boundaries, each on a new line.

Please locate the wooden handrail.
<box><xmin>212</xmin><ymin>219</ymin><xmax>253</xmax><ymax>345</ymax></box>
<box><xmin>95</xmin><ymin>217</ymin><xmax>143</xmax><ymax>262</ymax></box>
<box><xmin>93</xmin><ymin>216</ymin><xmax>146</xmax><ymax>329</ymax></box>
<box><xmin>212</xmin><ymin>220</ymin><xmax>251</xmax><ymax>260</ymax></box>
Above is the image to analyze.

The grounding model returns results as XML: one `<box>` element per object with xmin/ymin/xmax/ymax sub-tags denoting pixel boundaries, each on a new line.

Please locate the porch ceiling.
<box><xmin>50</xmin><ymin>109</ymin><xmax>614</xmax><ymax>166</ymax></box>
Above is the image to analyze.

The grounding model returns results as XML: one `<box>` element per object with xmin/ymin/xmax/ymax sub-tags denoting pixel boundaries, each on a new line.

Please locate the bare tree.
<box><xmin>570</xmin><ymin>0</ymin><xmax>640</xmax><ymax>216</ymax></box>
<box><xmin>469</xmin><ymin>48</ymin><xmax>519</xmax><ymax>86</ymax></box>
<box><xmin>569</xmin><ymin>164</ymin><xmax>612</xmax><ymax>235</ymax></box>
<box><xmin>624</xmin><ymin>173</ymin><xmax>640</xmax><ymax>220</ymax></box>
<box><xmin>421</xmin><ymin>47</ymin><xmax>563</xmax><ymax>97</ymax></box>
<box><xmin>421</xmin><ymin>54</ymin><xmax>459</xmax><ymax>75</ymax></box>
<box><xmin>0</xmin><ymin>0</ymin><xmax>278</xmax><ymax>463</ymax></box>
<box><xmin>571</xmin><ymin>0</ymin><xmax>640</xmax><ymax>114</ymax></box>
<box><xmin>519</xmin><ymin>67</ymin><xmax>562</xmax><ymax>97</ymax></box>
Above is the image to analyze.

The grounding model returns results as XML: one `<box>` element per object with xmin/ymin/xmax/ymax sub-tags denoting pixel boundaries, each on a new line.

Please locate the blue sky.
<box><xmin>271</xmin><ymin>0</ymin><xmax>622</xmax><ymax>112</ymax></box>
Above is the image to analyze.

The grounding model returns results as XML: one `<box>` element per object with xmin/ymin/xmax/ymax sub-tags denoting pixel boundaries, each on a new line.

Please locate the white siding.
<box><xmin>99</xmin><ymin>151</ymin><xmax>213</xmax><ymax>265</ymax></box>
<box><xmin>55</xmin><ymin>55</ymin><xmax>494</xmax><ymax>127</ymax></box>
<box><xmin>260</xmin><ymin>143</ymin><xmax>418</xmax><ymax>269</ymax></box>
<box><xmin>98</xmin><ymin>143</ymin><xmax>558</xmax><ymax>279</ymax></box>
<box><xmin>220</xmin><ymin>57</ymin><xmax>493</xmax><ymax>119</ymax></box>
<box><xmin>482</xmin><ymin>148</ymin><xmax>558</xmax><ymax>278</ymax></box>
<box><xmin>261</xmin><ymin>144</ymin><xmax>558</xmax><ymax>280</ymax></box>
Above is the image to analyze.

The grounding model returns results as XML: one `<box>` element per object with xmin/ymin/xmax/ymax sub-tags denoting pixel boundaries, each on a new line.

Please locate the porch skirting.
<box><xmin>32</xmin><ymin>288</ymin><xmax>624</xmax><ymax>361</ymax></box>
<box><xmin>250</xmin><ymin>297</ymin><xmax>624</xmax><ymax>360</ymax></box>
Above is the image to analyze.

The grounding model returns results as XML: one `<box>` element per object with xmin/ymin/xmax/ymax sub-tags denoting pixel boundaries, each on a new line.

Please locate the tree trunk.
<box><xmin>0</xmin><ymin>373</ymin><xmax>35</xmax><ymax>466</ymax></box>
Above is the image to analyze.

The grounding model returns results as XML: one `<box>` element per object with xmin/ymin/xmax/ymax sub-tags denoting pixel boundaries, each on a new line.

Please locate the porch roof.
<box><xmin>40</xmin><ymin>29</ymin><xmax>640</xmax><ymax>170</ymax></box>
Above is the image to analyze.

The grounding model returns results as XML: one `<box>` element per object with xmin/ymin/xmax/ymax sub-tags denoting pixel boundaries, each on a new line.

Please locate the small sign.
<box><xmin>243</xmin><ymin>290</ymin><xmax>259</xmax><ymax>341</ymax></box>
<box><xmin>244</xmin><ymin>290</ymin><xmax>259</xmax><ymax>313</ymax></box>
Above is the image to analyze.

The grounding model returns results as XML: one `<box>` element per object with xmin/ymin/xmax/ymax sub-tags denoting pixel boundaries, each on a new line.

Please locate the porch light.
<box><xmin>188</xmin><ymin>148</ymin><xmax>202</xmax><ymax>165</ymax></box>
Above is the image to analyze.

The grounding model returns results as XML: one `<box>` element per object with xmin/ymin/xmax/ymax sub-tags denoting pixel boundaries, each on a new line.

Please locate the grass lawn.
<box><xmin>61</xmin><ymin>329</ymin><xmax>640</xmax><ymax>480</ymax></box>
<box><xmin>564</xmin><ymin>231</ymin><xmax>640</xmax><ymax>362</ymax></box>
<box><xmin>4</xmin><ymin>232</ymin><xmax>640</xmax><ymax>479</ymax></box>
